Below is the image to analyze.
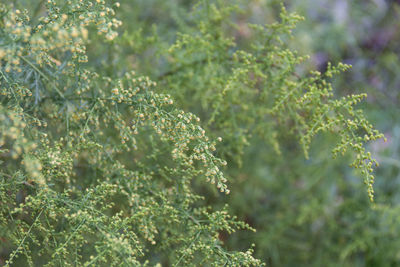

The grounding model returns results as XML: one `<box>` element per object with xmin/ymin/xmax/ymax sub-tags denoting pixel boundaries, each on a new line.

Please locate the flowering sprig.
<box><xmin>0</xmin><ymin>1</ymin><xmax>262</xmax><ymax>266</ymax></box>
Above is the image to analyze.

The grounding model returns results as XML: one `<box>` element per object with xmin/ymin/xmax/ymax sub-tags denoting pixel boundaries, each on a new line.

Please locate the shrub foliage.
<box><xmin>0</xmin><ymin>0</ymin><xmax>384</xmax><ymax>266</ymax></box>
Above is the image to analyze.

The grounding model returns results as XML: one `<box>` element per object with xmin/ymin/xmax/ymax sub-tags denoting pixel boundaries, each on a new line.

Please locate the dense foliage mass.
<box><xmin>1</xmin><ymin>0</ymin><xmax>396</xmax><ymax>266</ymax></box>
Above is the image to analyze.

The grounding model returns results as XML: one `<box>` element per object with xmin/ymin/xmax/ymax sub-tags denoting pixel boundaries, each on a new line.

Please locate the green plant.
<box><xmin>0</xmin><ymin>0</ymin><xmax>385</xmax><ymax>266</ymax></box>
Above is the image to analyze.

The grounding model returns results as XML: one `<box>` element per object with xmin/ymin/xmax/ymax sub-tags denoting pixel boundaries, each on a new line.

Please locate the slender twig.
<box><xmin>174</xmin><ymin>230</ymin><xmax>202</xmax><ymax>267</ymax></box>
<box><xmin>19</xmin><ymin>55</ymin><xmax>65</xmax><ymax>99</ymax></box>
<box><xmin>6</xmin><ymin>209</ymin><xmax>44</xmax><ymax>266</ymax></box>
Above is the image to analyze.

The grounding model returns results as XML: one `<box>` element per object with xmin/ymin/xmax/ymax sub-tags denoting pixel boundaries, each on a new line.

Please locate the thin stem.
<box><xmin>174</xmin><ymin>230</ymin><xmax>202</xmax><ymax>267</ymax></box>
<box><xmin>19</xmin><ymin>55</ymin><xmax>65</xmax><ymax>99</ymax></box>
<box><xmin>6</xmin><ymin>209</ymin><xmax>44</xmax><ymax>267</ymax></box>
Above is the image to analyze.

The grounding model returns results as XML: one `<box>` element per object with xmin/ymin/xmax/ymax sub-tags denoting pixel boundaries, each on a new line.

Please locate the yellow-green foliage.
<box><xmin>162</xmin><ymin>4</ymin><xmax>383</xmax><ymax>200</ymax></box>
<box><xmin>0</xmin><ymin>0</ymin><xmax>384</xmax><ymax>266</ymax></box>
